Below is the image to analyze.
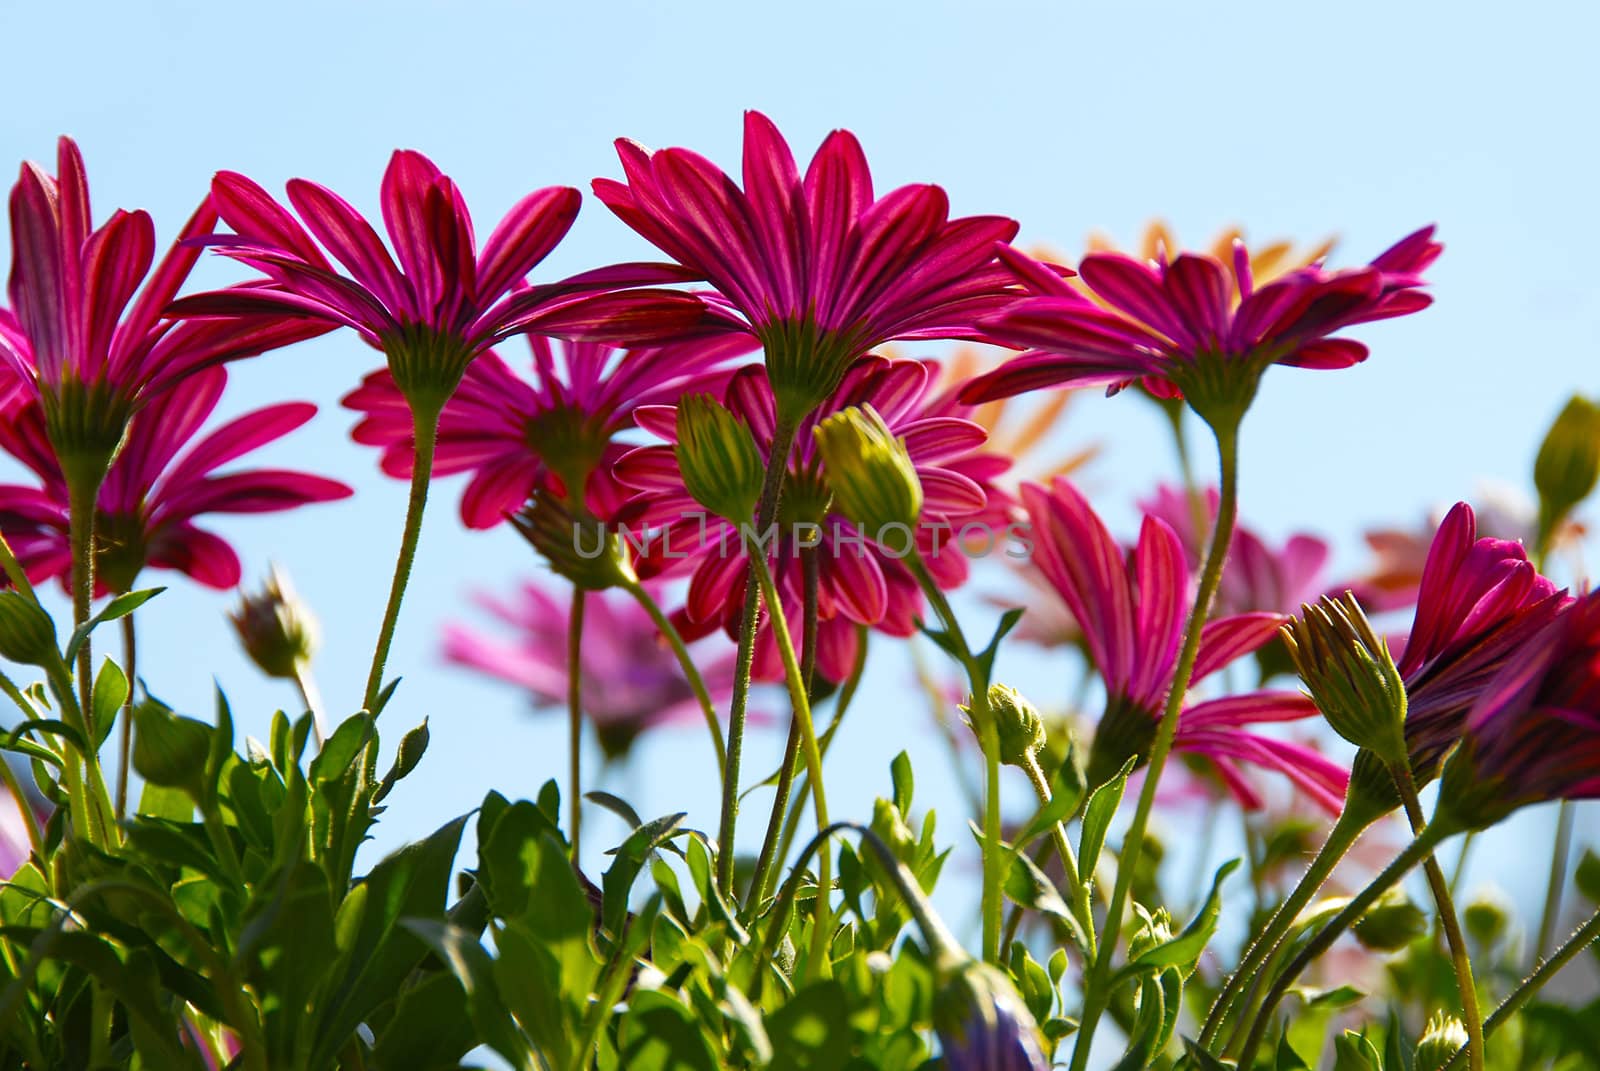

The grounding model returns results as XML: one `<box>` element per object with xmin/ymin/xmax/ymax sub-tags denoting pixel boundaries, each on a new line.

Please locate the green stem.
<box><xmin>1441</xmin><ymin>907</ymin><xmax>1600</xmax><ymax>1070</ymax></box>
<box><xmin>362</xmin><ymin>399</ymin><xmax>441</xmax><ymax>715</ymax></box>
<box><xmin>568</xmin><ymin>587</ymin><xmax>586</xmax><ymax>862</ymax></box>
<box><xmin>748</xmin><ymin>551</ymin><xmax>831</xmax><ymax>980</ymax></box>
<box><xmin>66</xmin><ymin>476</ymin><xmax>102</xmax><ymax>736</ymax></box>
<box><xmin>1200</xmin><ymin>803</ymin><xmax>1373</xmax><ymax>1048</ymax></box>
<box><xmin>907</xmin><ymin>556</ymin><xmax>1004</xmax><ymax>963</ymax></box>
<box><xmin>566</xmin><ymin>901</ymin><xmax>648</xmax><ymax>1071</ymax></box>
<box><xmin>1235</xmin><ymin>822</ymin><xmax>1453</xmax><ymax>1070</ymax></box>
<box><xmin>114</xmin><ymin>613</ymin><xmax>135</xmax><ymax>820</ymax></box>
<box><xmin>1535</xmin><ymin>800</ymin><xmax>1576</xmax><ymax>963</ymax></box>
<box><xmin>770</xmin><ymin>627</ymin><xmax>867</xmax><ymax>900</ymax></box>
<box><xmin>290</xmin><ymin>660</ymin><xmax>328</xmax><ymax>745</ymax></box>
<box><xmin>1072</xmin><ymin>417</ymin><xmax>1241</xmax><ymax>1071</ymax></box>
<box><xmin>747</xmin><ymin>545</ymin><xmax>821</xmax><ymax>913</ymax></box>
<box><xmin>1393</xmin><ymin>760</ymin><xmax>1484</xmax><ymax>1071</ymax></box>
<box><xmin>622</xmin><ymin>579</ymin><xmax>725</xmax><ymax>771</ymax></box>
<box><xmin>1450</xmin><ymin>831</ymin><xmax>1476</xmax><ymax>898</ymax></box>
<box><xmin>716</xmin><ymin>420</ymin><xmax>797</xmax><ymax>896</ymax></box>
<box><xmin>1019</xmin><ymin>750</ymin><xmax>1095</xmax><ymax>959</ymax></box>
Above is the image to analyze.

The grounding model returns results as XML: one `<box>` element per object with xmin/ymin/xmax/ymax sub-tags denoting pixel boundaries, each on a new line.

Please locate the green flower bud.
<box><xmin>870</xmin><ymin>797</ymin><xmax>916</xmax><ymax>861</ymax></box>
<box><xmin>229</xmin><ymin>565</ymin><xmax>318</xmax><ymax>680</ymax></box>
<box><xmin>1534</xmin><ymin>394</ymin><xmax>1600</xmax><ymax>549</ymax></box>
<box><xmin>1344</xmin><ymin>747</ymin><xmax>1401</xmax><ymax>824</ymax></box>
<box><xmin>511</xmin><ymin>493</ymin><xmax>635</xmax><ymax>591</ymax></box>
<box><xmin>1282</xmin><ymin>593</ymin><xmax>1409</xmax><ymax>767</ymax></box>
<box><xmin>812</xmin><ymin>404</ymin><xmax>923</xmax><ymax>537</ymax></box>
<box><xmin>1352</xmin><ymin>887</ymin><xmax>1428</xmax><ymax>951</ymax></box>
<box><xmin>674</xmin><ymin>394</ymin><xmax>765</xmax><ymax>523</ymax></box>
<box><xmin>1463</xmin><ymin>888</ymin><xmax>1511</xmax><ymax>947</ymax></box>
<box><xmin>0</xmin><ymin>592</ymin><xmax>58</xmax><ymax>667</ymax></box>
<box><xmin>1415</xmin><ymin>1012</ymin><xmax>1469</xmax><ymax>1071</ymax></box>
<box><xmin>965</xmin><ymin>684</ymin><xmax>1046</xmax><ymax>768</ymax></box>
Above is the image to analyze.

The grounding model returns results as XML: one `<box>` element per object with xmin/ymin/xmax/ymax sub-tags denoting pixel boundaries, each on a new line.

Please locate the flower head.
<box><xmin>230</xmin><ymin>564</ymin><xmax>319</xmax><ymax>680</ymax></box>
<box><xmin>813</xmin><ymin>404</ymin><xmax>924</xmax><ymax>535</ymax></box>
<box><xmin>617</xmin><ymin>355</ymin><xmax>992</xmax><ymax>683</ymax></box>
<box><xmin>962</xmin><ymin>227</ymin><xmax>1441</xmax><ymax>427</ymax></box>
<box><xmin>343</xmin><ymin>333</ymin><xmax>756</xmax><ymax>527</ymax></box>
<box><xmin>1437</xmin><ymin>589</ymin><xmax>1600</xmax><ymax>829</ymax></box>
<box><xmin>3</xmin><ymin>137</ymin><xmax>322</xmax><ymax>481</ymax></box>
<box><xmin>443</xmin><ymin>580</ymin><xmax>737</xmax><ymax>759</ymax></box>
<box><xmin>1394</xmin><ymin>503</ymin><xmax>1566</xmax><ymax>781</ymax></box>
<box><xmin>594</xmin><ymin>111</ymin><xmax>1023</xmax><ymax>422</ymax></box>
<box><xmin>1023</xmin><ymin>477</ymin><xmax>1349</xmax><ymax>813</ymax></box>
<box><xmin>174</xmin><ymin>150</ymin><xmax>713</xmax><ymax>412</ymax></box>
<box><xmin>0</xmin><ymin>366</ymin><xmax>351</xmax><ymax>594</ymax></box>
<box><xmin>1283</xmin><ymin>593</ymin><xmax>1409</xmax><ymax>765</ymax></box>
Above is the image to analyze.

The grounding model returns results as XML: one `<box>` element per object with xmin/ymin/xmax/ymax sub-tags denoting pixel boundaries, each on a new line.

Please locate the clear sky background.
<box><xmin>2</xmin><ymin>0</ymin><xmax>1597</xmax><ymax>984</ymax></box>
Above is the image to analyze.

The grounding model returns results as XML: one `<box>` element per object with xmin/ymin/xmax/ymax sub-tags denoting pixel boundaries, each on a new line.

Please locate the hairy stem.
<box><xmin>568</xmin><ymin>587</ymin><xmax>587</xmax><ymax>862</ymax></box>
<box><xmin>716</xmin><ymin>420</ymin><xmax>797</xmax><ymax>896</ymax></box>
<box><xmin>66</xmin><ymin>476</ymin><xmax>102</xmax><ymax>735</ymax></box>
<box><xmin>115</xmin><ymin>614</ymin><xmax>136</xmax><ymax>820</ymax></box>
<box><xmin>1019</xmin><ymin>750</ymin><xmax>1095</xmax><ymax>959</ymax></box>
<box><xmin>1073</xmin><ymin>417</ymin><xmax>1241</xmax><ymax>1071</ymax></box>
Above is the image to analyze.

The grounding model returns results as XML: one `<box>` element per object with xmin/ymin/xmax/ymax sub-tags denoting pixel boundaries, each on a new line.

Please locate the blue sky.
<box><xmin>2</xmin><ymin>0</ymin><xmax>1596</xmax><ymax>946</ymax></box>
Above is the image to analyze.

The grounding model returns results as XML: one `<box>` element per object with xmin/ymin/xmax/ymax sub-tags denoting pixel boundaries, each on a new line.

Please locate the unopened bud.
<box><xmin>511</xmin><ymin>493</ymin><xmax>635</xmax><ymax>591</ymax></box>
<box><xmin>1534</xmin><ymin>394</ymin><xmax>1600</xmax><ymax>549</ymax></box>
<box><xmin>1415</xmin><ymin>1012</ymin><xmax>1469</xmax><ymax>1071</ymax></box>
<box><xmin>1283</xmin><ymin>593</ymin><xmax>1408</xmax><ymax>767</ymax></box>
<box><xmin>965</xmin><ymin>684</ymin><xmax>1046</xmax><ymax>768</ymax></box>
<box><xmin>229</xmin><ymin>565</ymin><xmax>317</xmax><ymax>679</ymax></box>
<box><xmin>933</xmin><ymin>960</ymin><xmax>1050</xmax><ymax>1071</ymax></box>
<box><xmin>870</xmin><ymin>797</ymin><xmax>916</xmax><ymax>861</ymax></box>
<box><xmin>675</xmin><ymin>394</ymin><xmax>764</xmax><ymax>523</ymax></box>
<box><xmin>1344</xmin><ymin>748</ymin><xmax>1401</xmax><ymax>824</ymax></box>
<box><xmin>1352</xmin><ymin>888</ymin><xmax>1428</xmax><ymax>951</ymax></box>
<box><xmin>0</xmin><ymin>592</ymin><xmax>57</xmax><ymax>667</ymax></box>
<box><xmin>813</xmin><ymin>405</ymin><xmax>922</xmax><ymax>536</ymax></box>
<box><xmin>1463</xmin><ymin>888</ymin><xmax>1511</xmax><ymax>947</ymax></box>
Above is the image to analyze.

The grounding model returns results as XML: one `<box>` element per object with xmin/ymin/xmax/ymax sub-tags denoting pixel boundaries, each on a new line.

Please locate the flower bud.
<box><xmin>813</xmin><ymin>405</ymin><xmax>923</xmax><ymax>536</ymax></box>
<box><xmin>1344</xmin><ymin>748</ymin><xmax>1401</xmax><ymax>824</ymax></box>
<box><xmin>674</xmin><ymin>394</ymin><xmax>765</xmax><ymax>523</ymax></box>
<box><xmin>229</xmin><ymin>565</ymin><xmax>317</xmax><ymax>680</ymax></box>
<box><xmin>965</xmin><ymin>684</ymin><xmax>1046</xmax><ymax>768</ymax></box>
<box><xmin>0</xmin><ymin>592</ymin><xmax>58</xmax><ymax>667</ymax></box>
<box><xmin>1282</xmin><ymin>593</ymin><xmax>1408</xmax><ymax>767</ymax></box>
<box><xmin>511</xmin><ymin>493</ymin><xmax>635</xmax><ymax>591</ymax></box>
<box><xmin>1414</xmin><ymin>1012</ymin><xmax>1469</xmax><ymax>1071</ymax></box>
<box><xmin>870</xmin><ymin>797</ymin><xmax>916</xmax><ymax>861</ymax></box>
<box><xmin>933</xmin><ymin>960</ymin><xmax>1050</xmax><ymax>1071</ymax></box>
<box><xmin>1352</xmin><ymin>887</ymin><xmax>1428</xmax><ymax>951</ymax></box>
<box><xmin>1463</xmin><ymin>888</ymin><xmax>1511</xmax><ymax>947</ymax></box>
<box><xmin>1534</xmin><ymin>394</ymin><xmax>1600</xmax><ymax>548</ymax></box>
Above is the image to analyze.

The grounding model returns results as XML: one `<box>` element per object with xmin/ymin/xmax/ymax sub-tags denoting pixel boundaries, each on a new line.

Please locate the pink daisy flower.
<box><xmin>960</xmin><ymin>228</ymin><xmax>1442</xmax><ymax>422</ymax></box>
<box><xmin>615</xmin><ymin>355</ymin><xmax>993</xmax><ymax>683</ymax></box>
<box><xmin>1022</xmin><ymin>477</ymin><xmax>1349</xmax><ymax>814</ymax></box>
<box><xmin>0</xmin><ymin>366</ymin><xmax>350</xmax><ymax>593</ymax></box>
<box><xmin>1391</xmin><ymin>503</ymin><xmax>1567</xmax><ymax>780</ymax></box>
<box><xmin>3</xmin><ymin>137</ymin><xmax>322</xmax><ymax>473</ymax></box>
<box><xmin>593</xmin><ymin>110</ymin><xmax>1024</xmax><ymax>423</ymax></box>
<box><xmin>342</xmin><ymin>333</ymin><xmax>757</xmax><ymax>528</ymax></box>
<box><xmin>444</xmin><ymin>580</ymin><xmax>738</xmax><ymax>759</ymax></box>
<box><xmin>172</xmin><ymin>150</ymin><xmax>714</xmax><ymax>412</ymax></box>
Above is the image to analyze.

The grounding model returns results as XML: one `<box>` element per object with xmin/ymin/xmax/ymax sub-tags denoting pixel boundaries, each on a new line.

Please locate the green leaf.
<box><xmin>400</xmin><ymin>919</ymin><xmax>528</xmax><ymax>1069</ymax></box>
<box><xmin>1079</xmin><ymin>756</ymin><xmax>1135</xmax><ymax>876</ymax></box>
<box><xmin>586</xmin><ymin>790</ymin><xmax>644</xmax><ymax>830</ymax></box>
<box><xmin>63</xmin><ymin>587</ymin><xmax>164</xmax><ymax>663</ymax></box>
<box><xmin>310</xmin><ymin>713</ymin><xmax>370</xmax><ymax>784</ymax></box>
<box><xmin>1003</xmin><ymin>849</ymin><xmax>1089</xmax><ymax>953</ymax></box>
<box><xmin>1576</xmin><ymin>848</ymin><xmax>1600</xmax><ymax>906</ymax></box>
<box><xmin>1014</xmin><ymin>757</ymin><xmax>1086</xmax><ymax>849</ymax></box>
<box><xmin>1274</xmin><ymin>1033</ymin><xmax>1312</xmax><ymax>1071</ymax></box>
<box><xmin>132</xmin><ymin>700</ymin><xmax>211</xmax><ymax>798</ymax></box>
<box><xmin>602</xmin><ymin>812</ymin><xmax>687</xmax><ymax>938</ymax></box>
<box><xmin>890</xmin><ymin>750</ymin><xmax>914</xmax><ymax>815</ymax></box>
<box><xmin>90</xmin><ymin>657</ymin><xmax>128</xmax><ymax>748</ymax></box>
<box><xmin>237</xmin><ymin>859</ymin><xmax>338</xmax><ymax>1061</ymax></box>
<box><xmin>1107</xmin><ymin>974</ymin><xmax>1166</xmax><ymax>1071</ymax></box>
<box><xmin>373</xmin><ymin>718</ymin><xmax>430</xmax><ymax>803</ymax></box>
<box><xmin>764</xmin><ymin>980</ymin><xmax>853</xmax><ymax>1071</ymax></box>
<box><xmin>1181</xmin><ymin>1036</ymin><xmax>1234</xmax><ymax>1071</ymax></box>
<box><xmin>1332</xmin><ymin>1030</ymin><xmax>1383</xmax><ymax>1071</ymax></box>
<box><xmin>1125</xmin><ymin>858</ymin><xmax>1241</xmax><ymax>977</ymax></box>
<box><xmin>617</xmin><ymin>989</ymin><xmax>719</xmax><ymax>1071</ymax></box>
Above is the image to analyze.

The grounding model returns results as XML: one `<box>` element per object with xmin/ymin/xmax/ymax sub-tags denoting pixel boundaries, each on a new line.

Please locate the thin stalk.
<box><xmin>748</xmin><ymin>551</ymin><xmax>831</xmax><ymax>980</ymax></box>
<box><xmin>622</xmin><ymin>579</ymin><xmax>725</xmax><ymax>770</ymax></box>
<box><xmin>770</xmin><ymin>627</ymin><xmax>868</xmax><ymax>898</ymax></box>
<box><xmin>1072</xmin><ymin>418</ymin><xmax>1241</xmax><ymax>1071</ymax></box>
<box><xmin>1019</xmin><ymin>750</ymin><xmax>1095</xmax><ymax>959</ymax></box>
<box><xmin>1200</xmin><ymin>803</ymin><xmax>1373</xmax><ymax>1048</ymax></box>
<box><xmin>1441</xmin><ymin>907</ymin><xmax>1600</xmax><ymax>1070</ymax></box>
<box><xmin>362</xmin><ymin>399</ymin><xmax>442</xmax><ymax>715</ymax></box>
<box><xmin>748</xmin><ymin>546</ymin><xmax>821</xmax><ymax>912</ymax></box>
<box><xmin>1450</xmin><ymin>831</ymin><xmax>1476</xmax><ymax>898</ymax></box>
<box><xmin>907</xmin><ymin>556</ymin><xmax>1004</xmax><ymax>963</ymax></box>
<box><xmin>1535</xmin><ymin>800</ymin><xmax>1576</xmax><ymax>963</ymax></box>
<box><xmin>568</xmin><ymin>587</ymin><xmax>587</xmax><ymax>862</ymax></box>
<box><xmin>290</xmin><ymin>661</ymin><xmax>328</xmax><ymax>745</ymax></box>
<box><xmin>114</xmin><ymin>614</ymin><xmax>135</xmax><ymax>820</ymax></box>
<box><xmin>1235</xmin><ymin>822</ymin><xmax>1452</xmax><ymax>1070</ymax></box>
<box><xmin>1393</xmin><ymin>761</ymin><xmax>1484</xmax><ymax>1071</ymax></box>
<box><xmin>716</xmin><ymin>420</ymin><xmax>797</xmax><ymax>895</ymax></box>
